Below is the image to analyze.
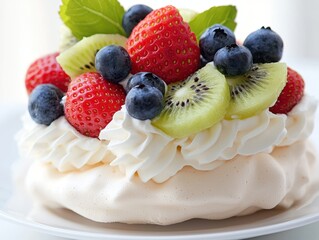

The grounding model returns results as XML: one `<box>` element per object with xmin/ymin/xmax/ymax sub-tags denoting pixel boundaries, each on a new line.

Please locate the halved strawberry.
<box><xmin>270</xmin><ymin>67</ymin><xmax>305</xmax><ymax>114</ymax></box>
<box><xmin>64</xmin><ymin>72</ymin><xmax>126</xmax><ymax>138</ymax></box>
<box><xmin>25</xmin><ymin>52</ymin><xmax>71</xmax><ymax>94</ymax></box>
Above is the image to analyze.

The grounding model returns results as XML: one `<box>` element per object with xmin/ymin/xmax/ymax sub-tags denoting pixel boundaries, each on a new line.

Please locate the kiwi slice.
<box><xmin>179</xmin><ymin>9</ymin><xmax>198</xmax><ymax>22</ymax></box>
<box><xmin>225</xmin><ymin>62</ymin><xmax>287</xmax><ymax>119</ymax></box>
<box><xmin>57</xmin><ymin>34</ymin><xmax>127</xmax><ymax>79</ymax></box>
<box><xmin>59</xmin><ymin>25</ymin><xmax>78</xmax><ymax>52</ymax></box>
<box><xmin>152</xmin><ymin>64</ymin><xmax>230</xmax><ymax>139</ymax></box>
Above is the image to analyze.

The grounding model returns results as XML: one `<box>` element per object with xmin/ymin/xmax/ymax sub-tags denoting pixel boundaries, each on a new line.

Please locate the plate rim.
<box><xmin>1</xmin><ymin>205</ymin><xmax>319</xmax><ymax>240</ymax></box>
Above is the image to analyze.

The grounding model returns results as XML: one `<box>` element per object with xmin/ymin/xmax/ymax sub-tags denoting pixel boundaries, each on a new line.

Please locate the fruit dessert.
<box><xmin>16</xmin><ymin>0</ymin><xmax>318</xmax><ymax>225</ymax></box>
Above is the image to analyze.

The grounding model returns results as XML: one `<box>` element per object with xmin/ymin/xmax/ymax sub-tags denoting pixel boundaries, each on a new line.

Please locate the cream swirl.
<box><xmin>99</xmin><ymin>95</ymin><xmax>317</xmax><ymax>183</ymax></box>
<box><xmin>17</xmin><ymin>114</ymin><xmax>114</xmax><ymax>172</ymax></box>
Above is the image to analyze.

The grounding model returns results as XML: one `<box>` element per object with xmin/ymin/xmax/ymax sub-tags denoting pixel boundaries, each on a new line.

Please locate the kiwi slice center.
<box><xmin>152</xmin><ymin>64</ymin><xmax>230</xmax><ymax>138</ymax></box>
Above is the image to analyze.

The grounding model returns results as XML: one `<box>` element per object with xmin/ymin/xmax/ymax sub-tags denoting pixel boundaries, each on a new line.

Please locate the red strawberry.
<box><xmin>64</xmin><ymin>72</ymin><xmax>126</xmax><ymax>138</ymax></box>
<box><xmin>270</xmin><ymin>67</ymin><xmax>305</xmax><ymax>114</ymax></box>
<box><xmin>25</xmin><ymin>52</ymin><xmax>71</xmax><ymax>94</ymax></box>
<box><xmin>127</xmin><ymin>5</ymin><xmax>200</xmax><ymax>84</ymax></box>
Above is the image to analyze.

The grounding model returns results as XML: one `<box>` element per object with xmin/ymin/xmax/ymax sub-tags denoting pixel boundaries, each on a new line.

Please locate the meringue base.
<box><xmin>24</xmin><ymin>141</ymin><xmax>319</xmax><ymax>225</ymax></box>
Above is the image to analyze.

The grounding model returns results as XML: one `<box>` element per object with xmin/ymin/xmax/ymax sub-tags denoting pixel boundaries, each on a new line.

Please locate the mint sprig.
<box><xmin>189</xmin><ymin>5</ymin><xmax>237</xmax><ymax>41</ymax></box>
<box><xmin>60</xmin><ymin>0</ymin><xmax>126</xmax><ymax>40</ymax></box>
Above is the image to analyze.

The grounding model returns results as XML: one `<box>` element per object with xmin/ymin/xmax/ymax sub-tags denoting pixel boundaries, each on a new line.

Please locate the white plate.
<box><xmin>0</xmin><ymin>95</ymin><xmax>318</xmax><ymax>240</ymax></box>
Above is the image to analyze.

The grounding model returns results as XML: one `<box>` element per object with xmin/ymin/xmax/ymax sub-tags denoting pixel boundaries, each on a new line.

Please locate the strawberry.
<box><xmin>25</xmin><ymin>52</ymin><xmax>71</xmax><ymax>94</ymax></box>
<box><xmin>127</xmin><ymin>5</ymin><xmax>200</xmax><ymax>84</ymax></box>
<box><xmin>270</xmin><ymin>67</ymin><xmax>305</xmax><ymax>114</ymax></box>
<box><xmin>64</xmin><ymin>72</ymin><xmax>126</xmax><ymax>138</ymax></box>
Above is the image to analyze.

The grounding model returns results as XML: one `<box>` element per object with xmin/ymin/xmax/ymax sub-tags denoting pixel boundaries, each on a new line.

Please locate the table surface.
<box><xmin>0</xmin><ymin>58</ymin><xmax>318</xmax><ymax>239</ymax></box>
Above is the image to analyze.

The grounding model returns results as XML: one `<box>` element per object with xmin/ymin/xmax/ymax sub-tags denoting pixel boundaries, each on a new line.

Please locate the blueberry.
<box><xmin>95</xmin><ymin>45</ymin><xmax>131</xmax><ymax>83</ymax></box>
<box><xmin>28</xmin><ymin>84</ymin><xmax>64</xmax><ymax>125</ymax></box>
<box><xmin>200</xmin><ymin>55</ymin><xmax>210</xmax><ymax>68</ymax></box>
<box><xmin>243</xmin><ymin>26</ymin><xmax>283</xmax><ymax>63</ymax></box>
<box><xmin>122</xmin><ymin>4</ymin><xmax>153</xmax><ymax>36</ymax></box>
<box><xmin>214</xmin><ymin>44</ymin><xmax>253</xmax><ymax>76</ymax></box>
<box><xmin>126</xmin><ymin>85</ymin><xmax>164</xmax><ymax>120</ymax></box>
<box><xmin>126</xmin><ymin>72</ymin><xmax>166</xmax><ymax>95</ymax></box>
<box><xmin>199</xmin><ymin>24</ymin><xmax>236</xmax><ymax>62</ymax></box>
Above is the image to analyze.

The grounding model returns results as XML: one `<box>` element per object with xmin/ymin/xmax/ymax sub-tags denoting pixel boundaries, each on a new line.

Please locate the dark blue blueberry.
<box><xmin>28</xmin><ymin>84</ymin><xmax>64</xmax><ymax>125</ymax></box>
<box><xmin>199</xmin><ymin>24</ymin><xmax>236</xmax><ymax>62</ymax></box>
<box><xmin>214</xmin><ymin>44</ymin><xmax>253</xmax><ymax>76</ymax></box>
<box><xmin>200</xmin><ymin>55</ymin><xmax>210</xmax><ymax>68</ymax></box>
<box><xmin>122</xmin><ymin>4</ymin><xmax>153</xmax><ymax>36</ymax></box>
<box><xmin>126</xmin><ymin>72</ymin><xmax>166</xmax><ymax>95</ymax></box>
<box><xmin>125</xmin><ymin>85</ymin><xmax>164</xmax><ymax>120</ymax></box>
<box><xmin>243</xmin><ymin>26</ymin><xmax>283</xmax><ymax>63</ymax></box>
<box><xmin>95</xmin><ymin>45</ymin><xmax>131</xmax><ymax>83</ymax></box>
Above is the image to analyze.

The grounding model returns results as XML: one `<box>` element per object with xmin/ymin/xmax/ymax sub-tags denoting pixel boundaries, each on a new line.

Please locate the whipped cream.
<box><xmin>18</xmin><ymin>95</ymin><xmax>317</xmax><ymax>182</ymax></box>
<box><xmin>17</xmin><ymin>115</ymin><xmax>114</xmax><ymax>172</ymax></box>
<box><xmin>100</xmin><ymin>95</ymin><xmax>317</xmax><ymax>183</ymax></box>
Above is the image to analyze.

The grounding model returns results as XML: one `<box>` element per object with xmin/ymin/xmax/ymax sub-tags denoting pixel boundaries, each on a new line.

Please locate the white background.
<box><xmin>0</xmin><ymin>0</ymin><xmax>319</xmax><ymax>104</ymax></box>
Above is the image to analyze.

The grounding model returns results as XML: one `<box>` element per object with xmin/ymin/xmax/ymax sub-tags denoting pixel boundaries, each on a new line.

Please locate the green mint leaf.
<box><xmin>189</xmin><ymin>5</ymin><xmax>237</xmax><ymax>41</ymax></box>
<box><xmin>60</xmin><ymin>0</ymin><xmax>126</xmax><ymax>40</ymax></box>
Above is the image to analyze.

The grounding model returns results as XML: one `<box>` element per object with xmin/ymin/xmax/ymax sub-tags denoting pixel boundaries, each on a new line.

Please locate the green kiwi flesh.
<box><xmin>152</xmin><ymin>64</ymin><xmax>230</xmax><ymax>139</ymax></box>
<box><xmin>59</xmin><ymin>25</ymin><xmax>78</xmax><ymax>52</ymax></box>
<box><xmin>225</xmin><ymin>62</ymin><xmax>287</xmax><ymax>120</ymax></box>
<box><xmin>57</xmin><ymin>34</ymin><xmax>127</xmax><ymax>79</ymax></box>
